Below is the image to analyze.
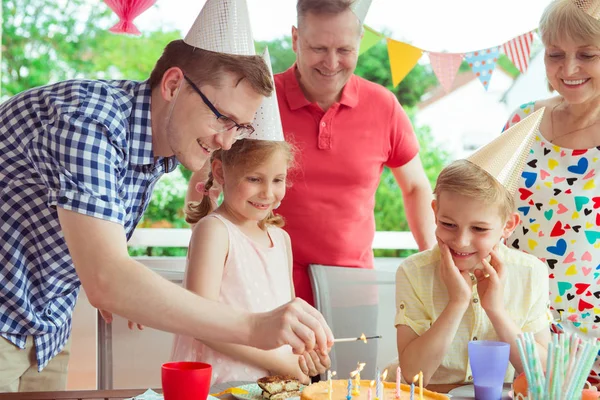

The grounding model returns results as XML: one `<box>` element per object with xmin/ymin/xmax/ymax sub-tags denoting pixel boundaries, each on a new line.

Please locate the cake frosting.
<box><xmin>301</xmin><ymin>380</ymin><xmax>448</xmax><ymax>400</ymax></box>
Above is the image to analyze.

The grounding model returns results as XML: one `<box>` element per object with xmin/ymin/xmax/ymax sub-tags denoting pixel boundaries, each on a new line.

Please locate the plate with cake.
<box><xmin>233</xmin><ymin>375</ymin><xmax>305</xmax><ymax>400</ymax></box>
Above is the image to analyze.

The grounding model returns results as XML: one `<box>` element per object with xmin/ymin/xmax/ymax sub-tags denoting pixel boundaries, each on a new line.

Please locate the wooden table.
<box><xmin>0</xmin><ymin>382</ymin><xmax>461</xmax><ymax>400</ymax></box>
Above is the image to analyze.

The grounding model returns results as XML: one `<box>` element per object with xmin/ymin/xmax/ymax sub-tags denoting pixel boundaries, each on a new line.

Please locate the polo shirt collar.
<box><xmin>282</xmin><ymin>65</ymin><xmax>359</xmax><ymax>110</ymax></box>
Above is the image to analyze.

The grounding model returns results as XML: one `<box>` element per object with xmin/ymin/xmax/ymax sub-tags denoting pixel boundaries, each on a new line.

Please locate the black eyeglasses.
<box><xmin>183</xmin><ymin>75</ymin><xmax>255</xmax><ymax>140</ymax></box>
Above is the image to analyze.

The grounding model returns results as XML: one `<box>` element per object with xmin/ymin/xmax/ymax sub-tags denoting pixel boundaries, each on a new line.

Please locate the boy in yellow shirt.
<box><xmin>395</xmin><ymin>109</ymin><xmax>551</xmax><ymax>385</ymax></box>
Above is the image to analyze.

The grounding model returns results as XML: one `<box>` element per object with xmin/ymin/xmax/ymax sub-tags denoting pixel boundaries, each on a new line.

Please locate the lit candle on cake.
<box><xmin>375</xmin><ymin>368</ymin><xmax>381</xmax><ymax>400</ymax></box>
<box><xmin>395</xmin><ymin>366</ymin><xmax>401</xmax><ymax>398</ymax></box>
<box><xmin>418</xmin><ymin>371</ymin><xmax>423</xmax><ymax>400</ymax></box>
<box><xmin>351</xmin><ymin>362</ymin><xmax>366</xmax><ymax>395</ymax></box>
<box><xmin>410</xmin><ymin>375</ymin><xmax>418</xmax><ymax>400</ymax></box>
<box><xmin>379</xmin><ymin>369</ymin><xmax>388</xmax><ymax>400</ymax></box>
<box><xmin>368</xmin><ymin>380</ymin><xmax>374</xmax><ymax>400</ymax></box>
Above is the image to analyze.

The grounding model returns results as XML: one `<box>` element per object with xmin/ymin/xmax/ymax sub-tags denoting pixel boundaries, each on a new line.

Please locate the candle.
<box><xmin>347</xmin><ymin>378</ymin><xmax>352</xmax><ymax>400</ymax></box>
<box><xmin>351</xmin><ymin>362</ymin><xmax>365</xmax><ymax>395</ymax></box>
<box><xmin>410</xmin><ymin>375</ymin><xmax>418</xmax><ymax>400</ymax></box>
<box><xmin>375</xmin><ymin>368</ymin><xmax>381</xmax><ymax>400</ymax></box>
<box><xmin>418</xmin><ymin>371</ymin><xmax>423</xmax><ymax>400</ymax></box>
<box><xmin>368</xmin><ymin>380</ymin><xmax>374</xmax><ymax>400</ymax></box>
<box><xmin>395</xmin><ymin>366</ymin><xmax>401</xmax><ymax>398</ymax></box>
<box><xmin>327</xmin><ymin>371</ymin><xmax>337</xmax><ymax>400</ymax></box>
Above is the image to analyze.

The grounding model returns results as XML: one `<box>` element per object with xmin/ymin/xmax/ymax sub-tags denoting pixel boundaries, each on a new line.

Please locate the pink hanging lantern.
<box><xmin>104</xmin><ymin>0</ymin><xmax>156</xmax><ymax>36</ymax></box>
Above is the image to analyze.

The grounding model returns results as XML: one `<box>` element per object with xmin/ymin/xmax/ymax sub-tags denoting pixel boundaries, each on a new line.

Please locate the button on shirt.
<box><xmin>0</xmin><ymin>79</ymin><xmax>176</xmax><ymax>370</ymax></box>
<box><xmin>395</xmin><ymin>243</ymin><xmax>550</xmax><ymax>384</ymax></box>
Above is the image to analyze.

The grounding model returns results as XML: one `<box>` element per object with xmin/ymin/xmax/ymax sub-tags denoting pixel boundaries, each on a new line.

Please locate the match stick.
<box><xmin>334</xmin><ymin>335</ymin><xmax>382</xmax><ymax>343</ymax></box>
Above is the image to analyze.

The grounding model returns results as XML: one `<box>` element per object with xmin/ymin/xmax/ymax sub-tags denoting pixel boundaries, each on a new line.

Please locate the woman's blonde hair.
<box><xmin>185</xmin><ymin>139</ymin><xmax>296</xmax><ymax>228</ymax></box>
<box><xmin>433</xmin><ymin>160</ymin><xmax>515</xmax><ymax>221</ymax></box>
<box><xmin>540</xmin><ymin>0</ymin><xmax>600</xmax><ymax>92</ymax></box>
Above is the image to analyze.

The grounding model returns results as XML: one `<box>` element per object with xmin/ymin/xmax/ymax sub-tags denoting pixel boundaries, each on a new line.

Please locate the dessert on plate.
<box><xmin>258</xmin><ymin>375</ymin><xmax>303</xmax><ymax>400</ymax></box>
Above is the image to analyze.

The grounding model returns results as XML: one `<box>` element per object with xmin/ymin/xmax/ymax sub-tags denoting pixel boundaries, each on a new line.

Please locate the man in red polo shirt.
<box><xmin>276</xmin><ymin>0</ymin><xmax>436</xmax><ymax>306</ymax></box>
<box><xmin>187</xmin><ymin>0</ymin><xmax>435</xmax><ymax>305</ymax></box>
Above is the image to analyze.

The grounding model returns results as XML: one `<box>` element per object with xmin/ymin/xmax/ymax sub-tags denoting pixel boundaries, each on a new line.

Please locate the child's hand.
<box><xmin>298</xmin><ymin>349</ymin><xmax>331</xmax><ymax>378</ymax></box>
<box><xmin>474</xmin><ymin>246</ymin><xmax>506</xmax><ymax>315</ymax></box>
<box><xmin>438</xmin><ymin>238</ymin><xmax>472</xmax><ymax>306</ymax></box>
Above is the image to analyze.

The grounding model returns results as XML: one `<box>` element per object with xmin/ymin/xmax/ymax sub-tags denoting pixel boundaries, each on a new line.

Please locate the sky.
<box><xmin>135</xmin><ymin>0</ymin><xmax>554</xmax><ymax>52</ymax></box>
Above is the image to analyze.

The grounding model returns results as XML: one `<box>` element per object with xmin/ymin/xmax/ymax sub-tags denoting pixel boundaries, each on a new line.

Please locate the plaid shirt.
<box><xmin>0</xmin><ymin>79</ymin><xmax>177</xmax><ymax>370</ymax></box>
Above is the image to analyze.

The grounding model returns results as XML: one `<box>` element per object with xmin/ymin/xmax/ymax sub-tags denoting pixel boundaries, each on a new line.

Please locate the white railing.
<box><xmin>128</xmin><ymin>228</ymin><xmax>418</xmax><ymax>250</ymax></box>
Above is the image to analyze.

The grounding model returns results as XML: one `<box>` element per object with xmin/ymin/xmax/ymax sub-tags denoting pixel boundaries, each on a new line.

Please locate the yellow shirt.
<box><xmin>394</xmin><ymin>243</ymin><xmax>550</xmax><ymax>385</ymax></box>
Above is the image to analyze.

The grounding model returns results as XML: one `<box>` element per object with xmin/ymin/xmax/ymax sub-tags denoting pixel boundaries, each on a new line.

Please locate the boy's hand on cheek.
<box><xmin>475</xmin><ymin>246</ymin><xmax>506</xmax><ymax>315</ymax></box>
<box><xmin>438</xmin><ymin>238</ymin><xmax>472</xmax><ymax>306</ymax></box>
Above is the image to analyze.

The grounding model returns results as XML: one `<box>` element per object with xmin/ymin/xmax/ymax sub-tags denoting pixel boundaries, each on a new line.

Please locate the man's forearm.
<box><xmin>92</xmin><ymin>257</ymin><xmax>252</xmax><ymax>346</ymax></box>
<box><xmin>402</xmin><ymin>186</ymin><xmax>436</xmax><ymax>250</ymax></box>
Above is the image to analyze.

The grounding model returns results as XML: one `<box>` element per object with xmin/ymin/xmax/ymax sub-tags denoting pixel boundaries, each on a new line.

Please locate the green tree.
<box><xmin>255</xmin><ymin>37</ymin><xmax>296</xmax><ymax>74</ymax></box>
<box><xmin>1</xmin><ymin>0</ymin><xmax>180</xmax><ymax>97</ymax></box>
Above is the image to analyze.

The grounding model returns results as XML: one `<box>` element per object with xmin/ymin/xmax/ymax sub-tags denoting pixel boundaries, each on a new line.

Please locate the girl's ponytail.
<box><xmin>185</xmin><ymin>171</ymin><xmax>217</xmax><ymax>225</ymax></box>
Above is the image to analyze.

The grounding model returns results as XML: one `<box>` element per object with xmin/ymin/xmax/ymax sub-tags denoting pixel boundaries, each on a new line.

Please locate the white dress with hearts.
<box><xmin>505</xmin><ymin>102</ymin><xmax>600</xmax><ymax>382</ymax></box>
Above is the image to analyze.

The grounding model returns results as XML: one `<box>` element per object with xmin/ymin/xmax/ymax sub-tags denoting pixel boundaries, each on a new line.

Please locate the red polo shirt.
<box><xmin>274</xmin><ymin>66</ymin><xmax>419</xmax><ymax>306</ymax></box>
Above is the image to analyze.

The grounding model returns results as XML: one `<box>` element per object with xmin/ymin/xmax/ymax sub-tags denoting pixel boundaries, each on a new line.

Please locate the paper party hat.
<box><xmin>184</xmin><ymin>0</ymin><xmax>255</xmax><ymax>55</ymax></box>
<box><xmin>466</xmin><ymin>108</ymin><xmax>545</xmax><ymax>195</ymax></box>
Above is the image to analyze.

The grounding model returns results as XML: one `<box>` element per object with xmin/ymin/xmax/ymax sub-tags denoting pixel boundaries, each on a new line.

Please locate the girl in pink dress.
<box><xmin>171</xmin><ymin>139</ymin><xmax>330</xmax><ymax>384</ymax></box>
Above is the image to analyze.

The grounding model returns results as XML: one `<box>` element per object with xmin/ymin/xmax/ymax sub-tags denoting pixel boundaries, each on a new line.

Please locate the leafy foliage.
<box><xmin>1</xmin><ymin>0</ymin><xmax>180</xmax><ymax>97</ymax></box>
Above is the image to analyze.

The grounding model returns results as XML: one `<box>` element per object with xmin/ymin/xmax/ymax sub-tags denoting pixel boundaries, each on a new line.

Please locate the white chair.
<box><xmin>309</xmin><ymin>263</ymin><xmax>400</xmax><ymax>380</ymax></box>
<box><xmin>97</xmin><ymin>257</ymin><xmax>186</xmax><ymax>389</ymax></box>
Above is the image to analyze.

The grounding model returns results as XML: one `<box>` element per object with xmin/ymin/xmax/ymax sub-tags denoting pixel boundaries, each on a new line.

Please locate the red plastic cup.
<box><xmin>161</xmin><ymin>361</ymin><xmax>212</xmax><ymax>400</ymax></box>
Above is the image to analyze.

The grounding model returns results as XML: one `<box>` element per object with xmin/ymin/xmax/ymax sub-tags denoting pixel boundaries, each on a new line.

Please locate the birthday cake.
<box><xmin>300</xmin><ymin>380</ymin><xmax>448</xmax><ymax>400</ymax></box>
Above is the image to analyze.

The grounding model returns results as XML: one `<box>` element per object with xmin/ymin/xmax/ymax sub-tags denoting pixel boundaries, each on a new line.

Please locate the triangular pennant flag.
<box><xmin>428</xmin><ymin>52</ymin><xmax>463</xmax><ymax>93</ymax></box>
<box><xmin>359</xmin><ymin>25</ymin><xmax>384</xmax><ymax>56</ymax></box>
<box><xmin>503</xmin><ymin>31</ymin><xmax>535</xmax><ymax>73</ymax></box>
<box><xmin>464</xmin><ymin>46</ymin><xmax>500</xmax><ymax>91</ymax></box>
<box><xmin>386</xmin><ymin>38</ymin><xmax>423</xmax><ymax>87</ymax></box>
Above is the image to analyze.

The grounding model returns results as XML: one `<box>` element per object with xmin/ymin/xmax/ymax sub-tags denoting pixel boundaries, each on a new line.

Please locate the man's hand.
<box><xmin>99</xmin><ymin>309</ymin><xmax>144</xmax><ymax>330</ymax></box>
<box><xmin>438</xmin><ymin>238</ymin><xmax>472</xmax><ymax>306</ymax></box>
<box><xmin>249</xmin><ymin>298</ymin><xmax>334</xmax><ymax>355</ymax></box>
<box><xmin>299</xmin><ymin>349</ymin><xmax>331</xmax><ymax>378</ymax></box>
<box><xmin>474</xmin><ymin>246</ymin><xmax>506</xmax><ymax>315</ymax></box>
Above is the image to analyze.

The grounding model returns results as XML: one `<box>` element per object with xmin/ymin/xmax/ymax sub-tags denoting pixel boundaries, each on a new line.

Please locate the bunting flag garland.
<box><xmin>429</xmin><ymin>52</ymin><xmax>464</xmax><ymax>93</ymax></box>
<box><xmin>464</xmin><ymin>46</ymin><xmax>500</xmax><ymax>91</ymax></box>
<box><xmin>359</xmin><ymin>25</ymin><xmax>385</xmax><ymax>56</ymax></box>
<box><xmin>359</xmin><ymin>26</ymin><xmax>539</xmax><ymax>91</ymax></box>
<box><xmin>386</xmin><ymin>39</ymin><xmax>423</xmax><ymax>87</ymax></box>
<box><xmin>503</xmin><ymin>32</ymin><xmax>535</xmax><ymax>73</ymax></box>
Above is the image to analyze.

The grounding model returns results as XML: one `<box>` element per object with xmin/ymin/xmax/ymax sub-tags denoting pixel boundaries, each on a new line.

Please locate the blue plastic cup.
<box><xmin>468</xmin><ymin>340</ymin><xmax>510</xmax><ymax>400</ymax></box>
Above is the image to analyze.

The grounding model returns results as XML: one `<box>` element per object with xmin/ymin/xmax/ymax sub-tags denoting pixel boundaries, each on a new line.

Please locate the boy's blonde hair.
<box><xmin>433</xmin><ymin>160</ymin><xmax>515</xmax><ymax>221</ymax></box>
<box><xmin>539</xmin><ymin>0</ymin><xmax>600</xmax><ymax>92</ymax></box>
<box><xmin>186</xmin><ymin>139</ymin><xmax>295</xmax><ymax>228</ymax></box>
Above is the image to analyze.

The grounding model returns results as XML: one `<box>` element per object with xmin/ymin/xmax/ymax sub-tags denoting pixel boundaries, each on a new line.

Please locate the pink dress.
<box><xmin>171</xmin><ymin>213</ymin><xmax>294</xmax><ymax>384</ymax></box>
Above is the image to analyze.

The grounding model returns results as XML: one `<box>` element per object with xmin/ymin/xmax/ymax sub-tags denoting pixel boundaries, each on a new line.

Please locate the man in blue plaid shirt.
<box><xmin>0</xmin><ymin>28</ymin><xmax>333</xmax><ymax>396</ymax></box>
